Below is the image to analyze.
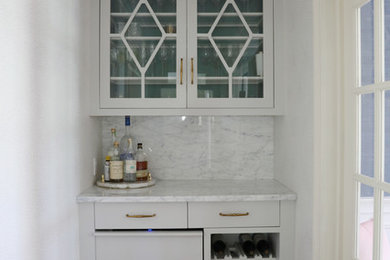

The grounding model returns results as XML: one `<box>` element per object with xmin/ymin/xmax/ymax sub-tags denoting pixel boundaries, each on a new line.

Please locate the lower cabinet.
<box><xmin>79</xmin><ymin>201</ymin><xmax>295</xmax><ymax>260</ymax></box>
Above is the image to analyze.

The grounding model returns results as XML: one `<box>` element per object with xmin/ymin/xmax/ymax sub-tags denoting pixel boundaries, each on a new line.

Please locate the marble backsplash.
<box><xmin>101</xmin><ymin>116</ymin><xmax>273</xmax><ymax>180</ymax></box>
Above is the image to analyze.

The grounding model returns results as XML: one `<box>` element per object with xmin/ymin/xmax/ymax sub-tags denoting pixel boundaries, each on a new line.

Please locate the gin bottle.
<box><xmin>119</xmin><ymin>116</ymin><xmax>134</xmax><ymax>159</ymax></box>
<box><xmin>123</xmin><ymin>138</ymin><xmax>137</xmax><ymax>182</ymax></box>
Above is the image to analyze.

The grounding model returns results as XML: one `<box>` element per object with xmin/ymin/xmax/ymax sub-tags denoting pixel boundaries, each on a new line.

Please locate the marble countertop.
<box><xmin>77</xmin><ymin>179</ymin><xmax>296</xmax><ymax>203</ymax></box>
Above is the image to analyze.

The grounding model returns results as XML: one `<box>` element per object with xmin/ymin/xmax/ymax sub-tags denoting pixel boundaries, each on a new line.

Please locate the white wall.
<box><xmin>274</xmin><ymin>0</ymin><xmax>314</xmax><ymax>259</ymax></box>
<box><xmin>0</xmin><ymin>1</ymin><xmax>100</xmax><ymax>260</ymax></box>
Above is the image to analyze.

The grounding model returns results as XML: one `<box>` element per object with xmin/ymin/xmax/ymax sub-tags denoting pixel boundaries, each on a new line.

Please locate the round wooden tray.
<box><xmin>96</xmin><ymin>178</ymin><xmax>156</xmax><ymax>189</ymax></box>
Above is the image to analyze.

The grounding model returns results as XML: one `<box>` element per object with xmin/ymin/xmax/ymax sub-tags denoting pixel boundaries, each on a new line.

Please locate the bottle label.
<box><xmin>136</xmin><ymin>161</ymin><xmax>148</xmax><ymax>170</ymax></box>
<box><xmin>110</xmin><ymin>161</ymin><xmax>123</xmax><ymax>180</ymax></box>
<box><xmin>136</xmin><ymin>169</ymin><xmax>149</xmax><ymax>178</ymax></box>
<box><xmin>125</xmin><ymin>160</ymin><xmax>136</xmax><ymax>174</ymax></box>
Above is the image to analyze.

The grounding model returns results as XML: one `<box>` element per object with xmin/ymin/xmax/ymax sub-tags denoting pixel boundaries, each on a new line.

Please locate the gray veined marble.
<box><xmin>77</xmin><ymin>179</ymin><xmax>296</xmax><ymax>203</ymax></box>
<box><xmin>101</xmin><ymin>116</ymin><xmax>274</xmax><ymax>180</ymax></box>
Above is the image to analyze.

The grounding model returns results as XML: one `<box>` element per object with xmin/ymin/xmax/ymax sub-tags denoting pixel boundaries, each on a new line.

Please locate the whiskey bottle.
<box><xmin>110</xmin><ymin>141</ymin><xmax>123</xmax><ymax>182</ymax></box>
<box><xmin>135</xmin><ymin>143</ymin><xmax>148</xmax><ymax>181</ymax></box>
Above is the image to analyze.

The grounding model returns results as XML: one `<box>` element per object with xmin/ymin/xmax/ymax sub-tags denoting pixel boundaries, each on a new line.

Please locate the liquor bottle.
<box><xmin>123</xmin><ymin>138</ymin><xmax>137</xmax><ymax>182</ymax></box>
<box><xmin>239</xmin><ymin>234</ymin><xmax>255</xmax><ymax>258</ymax></box>
<box><xmin>110</xmin><ymin>141</ymin><xmax>123</xmax><ymax>182</ymax></box>
<box><xmin>253</xmin><ymin>234</ymin><xmax>272</xmax><ymax>258</ymax></box>
<box><xmin>104</xmin><ymin>156</ymin><xmax>111</xmax><ymax>182</ymax></box>
<box><xmin>107</xmin><ymin>128</ymin><xmax>117</xmax><ymax>157</ymax></box>
<box><xmin>135</xmin><ymin>143</ymin><xmax>149</xmax><ymax>181</ymax></box>
<box><xmin>211</xmin><ymin>234</ymin><xmax>226</xmax><ymax>259</ymax></box>
<box><xmin>119</xmin><ymin>116</ymin><xmax>133</xmax><ymax>159</ymax></box>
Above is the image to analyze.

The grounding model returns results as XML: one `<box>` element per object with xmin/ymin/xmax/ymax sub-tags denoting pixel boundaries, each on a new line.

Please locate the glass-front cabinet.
<box><xmin>99</xmin><ymin>0</ymin><xmax>274</xmax><ymax>110</ymax></box>
<box><xmin>188</xmin><ymin>0</ymin><xmax>273</xmax><ymax>108</ymax></box>
<box><xmin>100</xmin><ymin>0</ymin><xmax>187</xmax><ymax>108</ymax></box>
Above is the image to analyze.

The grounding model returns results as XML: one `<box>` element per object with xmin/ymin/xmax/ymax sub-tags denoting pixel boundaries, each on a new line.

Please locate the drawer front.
<box><xmin>95</xmin><ymin>231</ymin><xmax>203</xmax><ymax>260</ymax></box>
<box><xmin>188</xmin><ymin>201</ymin><xmax>279</xmax><ymax>228</ymax></box>
<box><xmin>95</xmin><ymin>202</ymin><xmax>187</xmax><ymax>229</ymax></box>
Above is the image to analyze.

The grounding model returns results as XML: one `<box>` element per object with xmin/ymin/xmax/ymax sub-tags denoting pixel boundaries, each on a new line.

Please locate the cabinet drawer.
<box><xmin>95</xmin><ymin>231</ymin><xmax>203</xmax><ymax>260</ymax></box>
<box><xmin>95</xmin><ymin>202</ymin><xmax>187</xmax><ymax>229</ymax></box>
<box><xmin>188</xmin><ymin>201</ymin><xmax>279</xmax><ymax>228</ymax></box>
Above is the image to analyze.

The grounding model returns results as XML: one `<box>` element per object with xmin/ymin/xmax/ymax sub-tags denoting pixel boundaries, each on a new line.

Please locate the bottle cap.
<box><xmin>105</xmin><ymin>156</ymin><xmax>111</xmax><ymax>161</ymax></box>
<box><xmin>111</xmin><ymin>128</ymin><xmax>116</xmax><ymax>133</ymax></box>
<box><xmin>114</xmin><ymin>141</ymin><xmax>119</xmax><ymax>147</ymax></box>
<box><xmin>127</xmin><ymin>138</ymin><xmax>132</xmax><ymax>144</ymax></box>
<box><xmin>125</xmin><ymin>116</ymin><xmax>130</xmax><ymax>126</ymax></box>
<box><xmin>137</xmin><ymin>143</ymin><xmax>143</xmax><ymax>148</ymax></box>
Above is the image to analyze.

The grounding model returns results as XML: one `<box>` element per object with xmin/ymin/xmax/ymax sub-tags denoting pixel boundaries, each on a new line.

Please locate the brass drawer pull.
<box><xmin>219</xmin><ymin>212</ymin><xmax>249</xmax><ymax>217</ymax></box>
<box><xmin>126</xmin><ymin>213</ymin><xmax>156</xmax><ymax>218</ymax></box>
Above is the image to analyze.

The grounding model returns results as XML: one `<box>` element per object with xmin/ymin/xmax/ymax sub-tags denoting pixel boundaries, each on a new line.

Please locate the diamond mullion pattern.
<box><xmin>204</xmin><ymin>0</ymin><xmax>254</xmax><ymax>98</ymax></box>
<box><xmin>116</xmin><ymin>0</ymin><xmax>167</xmax><ymax>98</ymax></box>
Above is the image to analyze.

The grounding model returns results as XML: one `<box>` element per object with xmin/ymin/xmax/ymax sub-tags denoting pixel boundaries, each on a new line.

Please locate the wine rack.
<box><xmin>210</xmin><ymin>232</ymin><xmax>278</xmax><ymax>260</ymax></box>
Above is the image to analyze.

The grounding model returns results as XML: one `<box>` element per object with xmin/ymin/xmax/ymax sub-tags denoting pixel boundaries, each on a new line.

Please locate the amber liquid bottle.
<box><xmin>109</xmin><ymin>141</ymin><xmax>123</xmax><ymax>182</ymax></box>
<box><xmin>135</xmin><ymin>143</ymin><xmax>149</xmax><ymax>181</ymax></box>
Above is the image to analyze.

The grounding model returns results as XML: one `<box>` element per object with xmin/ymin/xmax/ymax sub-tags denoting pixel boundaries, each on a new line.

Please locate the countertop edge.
<box><xmin>77</xmin><ymin>194</ymin><xmax>297</xmax><ymax>203</ymax></box>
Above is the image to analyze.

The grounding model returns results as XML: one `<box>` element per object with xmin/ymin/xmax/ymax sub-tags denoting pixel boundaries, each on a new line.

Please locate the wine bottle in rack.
<box><xmin>238</xmin><ymin>234</ymin><xmax>256</xmax><ymax>258</ymax></box>
<box><xmin>253</xmin><ymin>233</ymin><xmax>272</xmax><ymax>258</ymax></box>
<box><xmin>212</xmin><ymin>234</ymin><xmax>226</xmax><ymax>259</ymax></box>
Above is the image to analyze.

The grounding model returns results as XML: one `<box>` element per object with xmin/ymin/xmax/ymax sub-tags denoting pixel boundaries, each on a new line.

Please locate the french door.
<box><xmin>345</xmin><ymin>0</ymin><xmax>390</xmax><ymax>259</ymax></box>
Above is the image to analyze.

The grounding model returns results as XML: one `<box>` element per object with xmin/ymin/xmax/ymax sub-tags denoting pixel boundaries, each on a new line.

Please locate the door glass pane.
<box><xmin>360</xmin><ymin>93</ymin><xmax>375</xmax><ymax>178</ymax></box>
<box><xmin>198</xmin><ymin>78</ymin><xmax>228</xmax><ymax>98</ymax></box>
<box><xmin>198</xmin><ymin>39</ymin><xmax>228</xmax><ymax>77</ymax></box>
<box><xmin>110</xmin><ymin>40</ymin><xmax>141</xmax><ymax>78</ymax></box>
<box><xmin>360</xmin><ymin>0</ymin><xmax>375</xmax><ymax>86</ymax></box>
<box><xmin>146</xmin><ymin>39</ymin><xmax>176</xmax><ymax>77</ymax></box>
<box><xmin>145</xmin><ymin>78</ymin><xmax>176</xmax><ymax>98</ymax></box>
<box><xmin>109</xmin><ymin>0</ymin><xmax>178</xmax><ymax>100</ymax></box>
<box><xmin>385</xmin><ymin>0</ymin><xmax>390</xmax><ymax>81</ymax></box>
<box><xmin>110</xmin><ymin>79</ymin><xmax>141</xmax><ymax>98</ymax></box>
<box><xmin>358</xmin><ymin>183</ymin><xmax>374</xmax><ymax>260</ymax></box>
<box><xmin>197</xmin><ymin>0</ymin><xmax>264</xmax><ymax>100</ymax></box>
<box><xmin>385</xmin><ymin>91</ymin><xmax>390</xmax><ymax>183</ymax></box>
<box><xmin>381</xmin><ymin>191</ymin><xmax>390</xmax><ymax>259</ymax></box>
<box><xmin>111</xmin><ymin>0</ymin><xmax>139</xmax><ymax>13</ymax></box>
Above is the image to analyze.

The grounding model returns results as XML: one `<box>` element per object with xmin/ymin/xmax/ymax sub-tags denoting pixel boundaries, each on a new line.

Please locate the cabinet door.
<box><xmin>187</xmin><ymin>0</ymin><xmax>274</xmax><ymax>108</ymax></box>
<box><xmin>100</xmin><ymin>0</ymin><xmax>186</xmax><ymax>108</ymax></box>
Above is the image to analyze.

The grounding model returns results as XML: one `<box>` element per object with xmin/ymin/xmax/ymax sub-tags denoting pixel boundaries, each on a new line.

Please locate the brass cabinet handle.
<box><xmin>219</xmin><ymin>212</ymin><xmax>249</xmax><ymax>217</ymax></box>
<box><xmin>126</xmin><ymin>213</ymin><xmax>156</xmax><ymax>218</ymax></box>
<box><xmin>180</xmin><ymin>58</ymin><xmax>183</xmax><ymax>85</ymax></box>
<box><xmin>191</xmin><ymin>58</ymin><xmax>194</xmax><ymax>84</ymax></box>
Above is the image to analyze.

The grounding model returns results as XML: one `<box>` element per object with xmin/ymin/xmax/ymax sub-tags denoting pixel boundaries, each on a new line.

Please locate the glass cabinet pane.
<box><xmin>196</xmin><ymin>0</ymin><xmax>265</xmax><ymax>100</ymax></box>
<box><xmin>109</xmin><ymin>0</ymin><xmax>178</xmax><ymax>100</ymax></box>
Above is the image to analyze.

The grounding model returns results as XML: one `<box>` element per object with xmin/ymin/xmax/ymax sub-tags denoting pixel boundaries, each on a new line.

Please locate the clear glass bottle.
<box><xmin>104</xmin><ymin>156</ymin><xmax>111</xmax><ymax>182</ymax></box>
<box><xmin>135</xmin><ymin>143</ymin><xmax>149</xmax><ymax>181</ymax></box>
<box><xmin>119</xmin><ymin>116</ymin><xmax>133</xmax><ymax>159</ymax></box>
<box><xmin>110</xmin><ymin>141</ymin><xmax>123</xmax><ymax>182</ymax></box>
<box><xmin>107</xmin><ymin>128</ymin><xmax>117</xmax><ymax>157</ymax></box>
<box><xmin>123</xmin><ymin>138</ymin><xmax>137</xmax><ymax>182</ymax></box>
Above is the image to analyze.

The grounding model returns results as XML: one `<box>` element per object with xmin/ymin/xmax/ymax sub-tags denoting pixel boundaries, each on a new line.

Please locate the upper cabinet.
<box><xmin>93</xmin><ymin>0</ymin><xmax>280</xmax><ymax>115</ymax></box>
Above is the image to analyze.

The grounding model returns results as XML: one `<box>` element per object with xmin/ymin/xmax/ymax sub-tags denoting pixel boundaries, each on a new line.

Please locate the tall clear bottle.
<box><xmin>107</xmin><ymin>128</ymin><xmax>117</xmax><ymax>157</ymax></box>
<box><xmin>123</xmin><ymin>138</ymin><xmax>137</xmax><ymax>182</ymax></box>
<box><xmin>120</xmin><ymin>116</ymin><xmax>133</xmax><ymax>159</ymax></box>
